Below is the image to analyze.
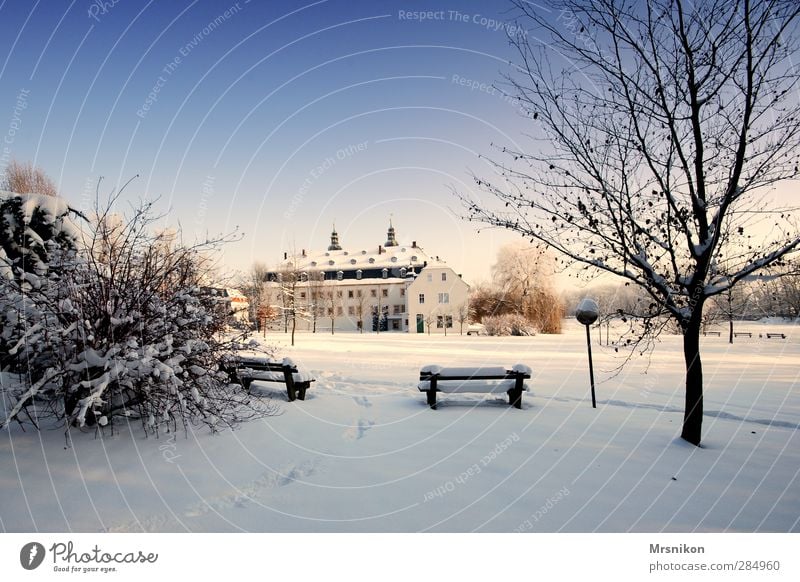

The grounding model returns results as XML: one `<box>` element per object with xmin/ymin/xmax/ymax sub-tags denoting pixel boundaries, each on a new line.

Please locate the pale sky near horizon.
<box><xmin>0</xmin><ymin>0</ymin><xmax>543</xmax><ymax>286</ymax></box>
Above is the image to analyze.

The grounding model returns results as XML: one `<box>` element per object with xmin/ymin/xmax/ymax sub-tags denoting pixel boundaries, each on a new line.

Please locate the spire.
<box><xmin>384</xmin><ymin>218</ymin><xmax>398</xmax><ymax>247</ymax></box>
<box><xmin>328</xmin><ymin>223</ymin><xmax>342</xmax><ymax>251</ymax></box>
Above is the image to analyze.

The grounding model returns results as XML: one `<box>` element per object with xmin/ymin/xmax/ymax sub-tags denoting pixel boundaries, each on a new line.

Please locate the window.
<box><xmin>382</xmin><ymin>289</ymin><xmax>388</xmax><ymax>297</ymax></box>
<box><xmin>419</xmin><ymin>293</ymin><xmax>425</xmax><ymax>304</ymax></box>
<box><xmin>357</xmin><ymin>290</ymin><xmax>363</xmax><ymax>298</ymax></box>
<box><xmin>438</xmin><ymin>293</ymin><xmax>449</xmax><ymax>304</ymax></box>
<box><xmin>446</xmin><ymin>315</ymin><xmax>453</xmax><ymax>328</ymax></box>
<box><xmin>436</xmin><ymin>315</ymin><xmax>444</xmax><ymax>328</ymax></box>
<box><xmin>441</xmin><ymin>272</ymin><xmax>447</xmax><ymax>282</ymax></box>
<box><xmin>300</xmin><ymin>292</ymin><xmax>307</xmax><ymax>299</ymax></box>
<box><xmin>400</xmin><ymin>267</ymin><xmax>407</xmax><ymax>277</ymax></box>
<box><xmin>356</xmin><ymin>269</ymin><xmax>363</xmax><ymax>280</ymax></box>
<box><xmin>348</xmin><ymin>306</ymin><xmax>355</xmax><ymax>316</ymax></box>
<box><xmin>382</xmin><ymin>268</ymin><xmax>388</xmax><ymax>279</ymax></box>
<box><xmin>337</xmin><ymin>270</ymin><xmax>343</xmax><ymax>281</ymax></box>
<box><xmin>400</xmin><ymin>288</ymin><xmax>405</xmax><ymax>297</ymax></box>
<box><xmin>348</xmin><ymin>290</ymin><xmax>354</xmax><ymax>299</ymax></box>
<box><xmin>393</xmin><ymin>304</ymin><xmax>403</xmax><ymax>315</ymax></box>
<box><xmin>371</xmin><ymin>289</ymin><xmax>377</xmax><ymax>298</ymax></box>
<box><xmin>337</xmin><ymin>306</ymin><xmax>343</xmax><ymax>316</ymax></box>
<box><xmin>336</xmin><ymin>290</ymin><xmax>343</xmax><ymax>298</ymax></box>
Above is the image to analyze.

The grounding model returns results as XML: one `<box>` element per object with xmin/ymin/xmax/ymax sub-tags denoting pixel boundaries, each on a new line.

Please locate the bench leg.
<box><xmin>426</xmin><ymin>390</ymin><xmax>437</xmax><ymax>410</ymax></box>
<box><xmin>287</xmin><ymin>383</ymin><xmax>296</xmax><ymax>402</ymax></box>
<box><xmin>508</xmin><ymin>388</ymin><xmax>522</xmax><ymax>409</ymax></box>
<box><xmin>297</xmin><ymin>383</ymin><xmax>308</xmax><ymax>401</ymax></box>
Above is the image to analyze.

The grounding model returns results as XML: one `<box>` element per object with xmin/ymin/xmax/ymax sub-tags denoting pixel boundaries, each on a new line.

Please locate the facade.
<box><xmin>265</xmin><ymin>223</ymin><xmax>469</xmax><ymax>333</ymax></box>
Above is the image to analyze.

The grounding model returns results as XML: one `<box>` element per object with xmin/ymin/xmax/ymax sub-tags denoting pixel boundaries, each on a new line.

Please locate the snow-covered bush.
<box><xmin>1</xmin><ymin>192</ymin><xmax>276</xmax><ymax>437</ymax></box>
<box><xmin>481</xmin><ymin>313</ymin><xmax>537</xmax><ymax>336</ymax></box>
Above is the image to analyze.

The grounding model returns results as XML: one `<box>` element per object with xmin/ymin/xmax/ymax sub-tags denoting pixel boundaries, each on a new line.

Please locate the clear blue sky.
<box><xmin>0</xmin><ymin>0</ymin><xmax>559</xmax><ymax>283</ymax></box>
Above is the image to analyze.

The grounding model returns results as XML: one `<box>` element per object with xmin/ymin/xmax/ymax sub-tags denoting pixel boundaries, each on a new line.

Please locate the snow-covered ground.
<box><xmin>1</xmin><ymin>321</ymin><xmax>798</xmax><ymax>532</ymax></box>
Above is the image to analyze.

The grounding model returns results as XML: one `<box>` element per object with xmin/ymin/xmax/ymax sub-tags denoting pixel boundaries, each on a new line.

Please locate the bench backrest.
<box><xmin>419</xmin><ymin>368</ymin><xmax>531</xmax><ymax>381</ymax></box>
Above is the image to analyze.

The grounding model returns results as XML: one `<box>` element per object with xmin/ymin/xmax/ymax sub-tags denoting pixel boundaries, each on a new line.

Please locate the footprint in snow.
<box><xmin>342</xmin><ymin>418</ymin><xmax>375</xmax><ymax>441</ymax></box>
<box><xmin>352</xmin><ymin>395</ymin><xmax>372</xmax><ymax>408</ymax></box>
<box><xmin>182</xmin><ymin>458</ymin><xmax>321</xmax><ymax>518</ymax></box>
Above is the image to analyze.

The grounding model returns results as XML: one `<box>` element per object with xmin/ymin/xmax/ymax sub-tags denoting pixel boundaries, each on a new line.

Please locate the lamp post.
<box><xmin>576</xmin><ymin>298</ymin><xmax>599</xmax><ymax>408</ymax></box>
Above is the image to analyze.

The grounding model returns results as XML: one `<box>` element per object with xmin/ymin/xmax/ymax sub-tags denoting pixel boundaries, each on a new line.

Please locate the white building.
<box><xmin>265</xmin><ymin>223</ymin><xmax>469</xmax><ymax>333</ymax></box>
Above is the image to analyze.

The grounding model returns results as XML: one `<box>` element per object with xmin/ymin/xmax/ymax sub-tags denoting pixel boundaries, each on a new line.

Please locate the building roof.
<box><xmin>275</xmin><ymin>243</ymin><xmax>448</xmax><ymax>274</ymax></box>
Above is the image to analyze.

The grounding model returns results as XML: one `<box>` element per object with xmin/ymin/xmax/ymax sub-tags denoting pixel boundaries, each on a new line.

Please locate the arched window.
<box><xmin>382</xmin><ymin>268</ymin><xmax>388</xmax><ymax>279</ymax></box>
<box><xmin>356</xmin><ymin>269</ymin><xmax>363</xmax><ymax>280</ymax></box>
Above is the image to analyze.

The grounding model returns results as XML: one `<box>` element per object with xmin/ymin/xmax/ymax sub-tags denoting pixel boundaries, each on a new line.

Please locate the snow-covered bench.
<box><xmin>418</xmin><ymin>364</ymin><xmax>532</xmax><ymax>410</ymax></box>
<box><xmin>222</xmin><ymin>355</ymin><xmax>314</xmax><ymax>401</ymax></box>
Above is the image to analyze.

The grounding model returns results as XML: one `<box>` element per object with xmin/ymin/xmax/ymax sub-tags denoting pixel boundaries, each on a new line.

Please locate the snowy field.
<box><xmin>1</xmin><ymin>321</ymin><xmax>798</xmax><ymax>533</ymax></box>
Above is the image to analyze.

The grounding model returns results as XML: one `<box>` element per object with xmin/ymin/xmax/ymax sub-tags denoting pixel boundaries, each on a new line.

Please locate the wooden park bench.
<box><xmin>734</xmin><ymin>332</ymin><xmax>752</xmax><ymax>338</ymax></box>
<box><xmin>703</xmin><ymin>331</ymin><xmax>721</xmax><ymax>336</ymax></box>
<box><xmin>766</xmin><ymin>332</ymin><xmax>786</xmax><ymax>339</ymax></box>
<box><xmin>418</xmin><ymin>364</ymin><xmax>532</xmax><ymax>410</ymax></box>
<box><xmin>221</xmin><ymin>355</ymin><xmax>314</xmax><ymax>401</ymax></box>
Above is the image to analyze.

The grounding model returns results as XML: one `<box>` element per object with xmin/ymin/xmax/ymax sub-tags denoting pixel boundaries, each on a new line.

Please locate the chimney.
<box><xmin>458</xmin><ymin>273</ymin><xmax>462</xmax><ymax>278</ymax></box>
<box><xmin>412</xmin><ymin>241</ymin><xmax>417</xmax><ymax>248</ymax></box>
<box><xmin>284</xmin><ymin>252</ymin><xmax>287</xmax><ymax>260</ymax></box>
<box><xmin>378</xmin><ymin>245</ymin><xmax>383</xmax><ymax>254</ymax></box>
<box><xmin>302</xmin><ymin>249</ymin><xmax>306</xmax><ymax>257</ymax></box>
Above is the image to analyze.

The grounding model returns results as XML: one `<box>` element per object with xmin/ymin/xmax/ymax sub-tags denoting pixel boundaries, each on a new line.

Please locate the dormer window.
<box><xmin>350</xmin><ymin>258</ymin><xmax>357</xmax><ymax>265</ymax></box>
<box><xmin>328</xmin><ymin>259</ymin><xmax>335</xmax><ymax>266</ymax></box>
<box><xmin>300</xmin><ymin>272</ymin><xmax>308</xmax><ymax>282</ymax></box>
<box><xmin>390</xmin><ymin>256</ymin><xmax>398</xmax><ymax>263</ymax></box>
<box><xmin>411</xmin><ymin>255</ymin><xmax>418</xmax><ymax>261</ymax></box>
<box><xmin>337</xmin><ymin>270</ymin><xmax>343</xmax><ymax>281</ymax></box>
<box><xmin>310</xmin><ymin>261</ymin><xmax>317</xmax><ymax>267</ymax></box>
<box><xmin>400</xmin><ymin>267</ymin><xmax>407</xmax><ymax>277</ymax></box>
<box><xmin>356</xmin><ymin>269</ymin><xmax>363</xmax><ymax>280</ymax></box>
<box><xmin>382</xmin><ymin>268</ymin><xmax>388</xmax><ymax>279</ymax></box>
<box><xmin>368</xmin><ymin>257</ymin><xmax>375</xmax><ymax>264</ymax></box>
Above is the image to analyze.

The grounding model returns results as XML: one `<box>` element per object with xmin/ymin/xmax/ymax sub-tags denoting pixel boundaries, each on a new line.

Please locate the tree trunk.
<box><xmin>729</xmin><ymin>315</ymin><xmax>734</xmax><ymax>344</ymax></box>
<box><xmin>681</xmin><ymin>315</ymin><xmax>704</xmax><ymax>446</ymax></box>
<box><xmin>291</xmin><ymin>315</ymin><xmax>296</xmax><ymax>347</ymax></box>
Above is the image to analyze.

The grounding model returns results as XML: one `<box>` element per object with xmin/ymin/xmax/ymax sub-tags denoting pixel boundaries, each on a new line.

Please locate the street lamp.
<box><xmin>576</xmin><ymin>298</ymin><xmax>599</xmax><ymax>408</ymax></box>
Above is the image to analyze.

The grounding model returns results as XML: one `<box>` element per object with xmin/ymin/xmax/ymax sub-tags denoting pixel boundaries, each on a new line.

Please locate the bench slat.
<box><xmin>418</xmin><ymin>379</ymin><xmax>530</xmax><ymax>394</ymax></box>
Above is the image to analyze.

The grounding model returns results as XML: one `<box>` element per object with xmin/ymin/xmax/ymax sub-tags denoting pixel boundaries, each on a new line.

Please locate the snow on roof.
<box><xmin>277</xmin><ymin>243</ymin><xmax>447</xmax><ymax>272</ymax></box>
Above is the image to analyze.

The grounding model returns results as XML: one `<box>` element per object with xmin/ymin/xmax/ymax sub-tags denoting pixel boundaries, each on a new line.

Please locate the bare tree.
<box><xmin>305</xmin><ymin>270</ymin><xmax>324</xmax><ymax>333</ymax></box>
<box><xmin>494</xmin><ymin>243</ymin><xmax>565</xmax><ymax>333</ymax></box>
<box><xmin>457</xmin><ymin>303</ymin><xmax>470</xmax><ymax>335</ymax></box>
<box><xmin>1</xmin><ymin>160</ymin><xmax>58</xmax><ymax>197</ymax></box>
<box><xmin>240</xmin><ymin>262</ymin><xmax>269</xmax><ymax>330</ymax></box>
<box><xmin>461</xmin><ymin>0</ymin><xmax>800</xmax><ymax>445</ymax></box>
<box><xmin>324</xmin><ymin>283</ymin><xmax>342</xmax><ymax>335</ymax></box>
<box><xmin>709</xmin><ymin>282</ymin><xmax>751</xmax><ymax>343</ymax></box>
<box><xmin>425</xmin><ymin>313</ymin><xmax>434</xmax><ymax>335</ymax></box>
<box><xmin>277</xmin><ymin>259</ymin><xmax>307</xmax><ymax>347</ymax></box>
<box><xmin>355</xmin><ymin>289</ymin><xmax>367</xmax><ymax>332</ymax></box>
